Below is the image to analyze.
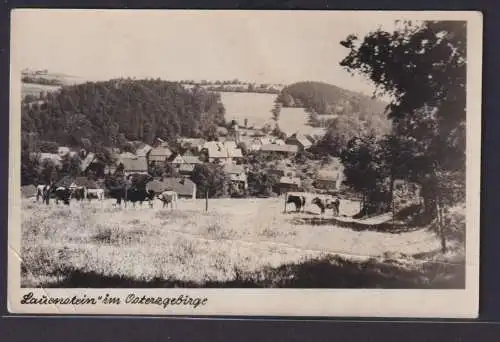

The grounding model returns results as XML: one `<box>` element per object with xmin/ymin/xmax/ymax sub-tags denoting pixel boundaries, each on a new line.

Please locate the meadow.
<box><xmin>22</xmin><ymin>83</ymin><xmax>62</xmax><ymax>98</ymax></box>
<box><xmin>20</xmin><ymin>196</ymin><xmax>465</xmax><ymax>289</ymax></box>
<box><xmin>219</xmin><ymin>92</ymin><xmax>324</xmax><ymax>136</ymax></box>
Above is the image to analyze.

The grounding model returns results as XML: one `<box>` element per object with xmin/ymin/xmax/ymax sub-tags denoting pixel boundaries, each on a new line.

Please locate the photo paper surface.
<box><xmin>8</xmin><ymin>9</ymin><xmax>481</xmax><ymax>317</ymax></box>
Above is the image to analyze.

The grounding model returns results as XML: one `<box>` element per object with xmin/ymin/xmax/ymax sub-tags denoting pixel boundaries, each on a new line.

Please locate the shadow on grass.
<box><xmin>288</xmin><ymin>204</ymin><xmax>435</xmax><ymax>234</ymax></box>
<box><xmin>289</xmin><ymin>216</ymin><xmax>424</xmax><ymax>234</ymax></box>
<box><xmin>23</xmin><ymin>254</ymin><xmax>465</xmax><ymax>289</ymax></box>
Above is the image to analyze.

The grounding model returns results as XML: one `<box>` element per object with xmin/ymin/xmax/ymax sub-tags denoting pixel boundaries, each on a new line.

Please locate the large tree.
<box><xmin>340</xmin><ymin>20</ymin><xmax>466</xmax><ymax>251</ymax></box>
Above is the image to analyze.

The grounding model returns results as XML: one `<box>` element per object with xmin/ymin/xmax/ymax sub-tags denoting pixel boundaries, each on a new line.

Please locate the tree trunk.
<box><xmin>420</xmin><ymin>180</ymin><xmax>438</xmax><ymax>225</ymax></box>
<box><xmin>205</xmin><ymin>189</ymin><xmax>208</xmax><ymax>212</ymax></box>
<box><xmin>436</xmin><ymin>193</ymin><xmax>447</xmax><ymax>253</ymax></box>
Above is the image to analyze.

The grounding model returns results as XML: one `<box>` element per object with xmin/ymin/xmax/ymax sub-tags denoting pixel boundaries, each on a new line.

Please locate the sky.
<box><xmin>12</xmin><ymin>10</ymin><xmax>405</xmax><ymax>96</ymax></box>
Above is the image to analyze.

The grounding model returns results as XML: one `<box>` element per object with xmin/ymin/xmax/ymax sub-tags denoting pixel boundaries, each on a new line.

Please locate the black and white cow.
<box><xmin>286</xmin><ymin>193</ymin><xmax>307</xmax><ymax>212</ymax></box>
<box><xmin>71</xmin><ymin>186</ymin><xmax>87</xmax><ymax>201</ymax></box>
<box><xmin>126</xmin><ymin>188</ymin><xmax>156</xmax><ymax>208</ymax></box>
<box><xmin>311</xmin><ymin>196</ymin><xmax>340</xmax><ymax>216</ymax></box>
<box><xmin>54</xmin><ymin>187</ymin><xmax>71</xmax><ymax>205</ymax></box>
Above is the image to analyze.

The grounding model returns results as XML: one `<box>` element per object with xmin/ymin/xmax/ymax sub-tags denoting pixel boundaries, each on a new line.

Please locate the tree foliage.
<box><xmin>339</xmin><ymin>20</ymin><xmax>466</xmax><ymax>250</ymax></box>
<box><xmin>22</xmin><ymin>79</ymin><xmax>226</xmax><ymax>149</ymax></box>
<box><xmin>275</xmin><ymin>81</ymin><xmax>387</xmax><ymax>116</ymax></box>
<box><xmin>191</xmin><ymin>163</ymin><xmax>229</xmax><ymax>198</ymax></box>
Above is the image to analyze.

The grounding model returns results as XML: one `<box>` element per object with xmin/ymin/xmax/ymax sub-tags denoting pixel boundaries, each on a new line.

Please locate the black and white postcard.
<box><xmin>8</xmin><ymin>9</ymin><xmax>482</xmax><ymax>317</ymax></box>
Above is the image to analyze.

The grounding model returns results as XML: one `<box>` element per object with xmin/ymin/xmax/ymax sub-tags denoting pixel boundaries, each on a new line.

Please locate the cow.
<box><xmin>157</xmin><ymin>190</ymin><xmax>179</xmax><ymax>209</ymax></box>
<box><xmin>71</xmin><ymin>186</ymin><xmax>87</xmax><ymax>201</ymax></box>
<box><xmin>107</xmin><ymin>186</ymin><xmax>127</xmax><ymax>207</ymax></box>
<box><xmin>286</xmin><ymin>193</ymin><xmax>306</xmax><ymax>212</ymax></box>
<box><xmin>86</xmin><ymin>188</ymin><xmax>105</xmax><ymax>201</ymax></box>
<box><xmin>41</xmin><ymin>184</ymin><xmax>53</xmax><ymax>205</ymax></box>
<box><xmin>36</xmin><ymin>185</ymin><xmax>46</xmax><ymax>202</ymax></box>
<box><xmin>54</xmin><ymin>187</ymin><xmax>71</xmax><ymax>205</ymax></box>
<box><xmin>125</xmin><ymin>188</ymin><xmax>156</xmax><ymax>208</ymax></box>
<box><xmin>311</xmin><ymin>196</ymin><xmax>340</xmax><ymax>216</ymax></box>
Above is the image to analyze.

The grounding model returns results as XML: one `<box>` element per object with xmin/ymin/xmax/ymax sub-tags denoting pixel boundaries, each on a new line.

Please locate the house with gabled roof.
<box><xmin>313</xmin><ymin>158</ymin><xmax>344</xmax><ymax>191</ymax></box>
<box><xmin>30</xmin><ymin>152</ymin><xmax>62</xmax><ymax>167</ymax></box>
<box><xmin>285</xmin><ymin>133</ymin><xmax>313</xmax><ymax>151</ymax></box>
<box><xmin>170</xmin><ymin>154</ymin><xmax>203</xmax><ymax>175</ymax></box>
<box><xmin>178</xmin><ymin>138</ymin><xmax>206</xmax><ymax>152</ymax></box>
<box><xmin>223</xmin><ymin>163</ymin><xmax>248</xmax><ymax>190</ymax></box>
<box><xmin>136</xmin><ymin>144</ymin><xmax>153</xmax><ymax>157</ymax></box>
<box><xmin>148</xmin><ymin>146</ymin><xmax>173</xmax><ymax>165</ymax></box>
<box><xmin>147</xmin><ymin>177</ymin><xmax>197</xmax><ymax>199</ymax></box>
<box><xmin>117</xmin><ymin>153</ymin><xmax>149</xmax><ymax>176</ymax></box>
<box><xmin>259</xmin><ymin>144</ymin><xmax>298</xmax><ymax>155</ymax></box>
<box><xmin>274</xmin><ymin>176</ymin><xmax>302</xmax><ymax>195</ymax></box>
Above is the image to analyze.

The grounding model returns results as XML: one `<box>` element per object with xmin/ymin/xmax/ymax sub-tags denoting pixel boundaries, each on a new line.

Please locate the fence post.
<box><xmin>283</xmin><ymin>191</ymin><xmax>288</xmax><ymax>213</ymax></box>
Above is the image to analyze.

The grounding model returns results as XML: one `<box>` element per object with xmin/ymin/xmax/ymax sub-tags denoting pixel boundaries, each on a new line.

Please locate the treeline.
<box><xmin>205</xmin><ymin>84</ymin><xmax>281</xmax><ymax>94</ymax></box>
<box><xmin>275</xmin><ymin>81</ymin><xmax>387</xmax><ymax>116</ymax></box>
<box><xmin>180</xmin><ymin>79</ymin><xmax>284</xmax><ymax>87</ymax></box>
<box><xmin>22</xmin><ymin>76</ymin><xmax>63</xmax><ymax>86</ymax></box>
<box><xmin>21</xmin><ymin>79</ymin><xmax>226</xmax><ymax>150</ymax></box>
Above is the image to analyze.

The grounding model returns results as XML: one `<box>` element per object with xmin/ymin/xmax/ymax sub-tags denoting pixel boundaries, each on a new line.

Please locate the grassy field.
<box><xmin>20</xmin><ymin>197</ymin><xmax>465</xmax><ymax>288</ymax></box>
<box><xmin>219</xmin><ymin>92</ymin><xmax>323</xmax><ymax>136</ymax></box>
<box><xmin>22</xmin><ymin>83</ymin><xmax>62</xmax><ymax>98</ymax></box>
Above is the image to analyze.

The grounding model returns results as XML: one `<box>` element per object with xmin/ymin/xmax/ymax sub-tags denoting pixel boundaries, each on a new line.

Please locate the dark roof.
<box><xmin>260</xmin><ymin>144</ymin><xmax>298</xmax><ymax>153</ymax></box>
<box><xmin>286</xmin><ymin>134</ymin><xmax>312</xmax><ymax>148</ymax></box>
<box><xmin>147</xmin><ymin>178</ymin><xmax>196</xmax><ymax>196</ymax></box>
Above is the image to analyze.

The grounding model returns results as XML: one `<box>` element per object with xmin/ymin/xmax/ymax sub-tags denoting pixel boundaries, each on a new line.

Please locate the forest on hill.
<box><xmin>21</xmin><ymin>79</ymin><xmax>226</xmax><ymax>151</ymax></box>
<box><xmin>276</xmin><ymin>81</ymin><xmax>387</xmax><ymax>117</ymax></box>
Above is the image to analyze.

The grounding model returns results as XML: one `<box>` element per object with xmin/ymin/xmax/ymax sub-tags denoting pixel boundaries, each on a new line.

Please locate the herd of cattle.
<box><xmin>33</xmin><ymin>185</ymin><xmax>341</xmax><ymax>217</ymax></box>
<box><xmin>35</xmin><ymin>183</ymin><xmax>179</xmax><ymax>209</ymax></box>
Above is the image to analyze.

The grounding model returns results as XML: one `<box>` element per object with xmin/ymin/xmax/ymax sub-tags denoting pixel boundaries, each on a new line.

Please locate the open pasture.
<box><xmin>20</xmin><ymin>196</ymin><xmax>465</xmax><ymax>288</ymax></box>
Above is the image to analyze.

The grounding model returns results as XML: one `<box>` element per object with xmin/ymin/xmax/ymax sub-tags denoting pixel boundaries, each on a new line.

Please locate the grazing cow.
<box><xmin>286</xmin><ymin>193</ymin><xmax>306</xmax><ymax>212</ymax></box>
<box><xmin>125</xmin><ymin>188</ymin><xmax>155</xmax><ymax>208</ymax></box>
<box><xmin>54</xmin><ymin>187</ymin><xmax>71</xmax><ymax>205</ymax></box>
<box><xmin>312</xmin><ymin>196</ymin><xmax>340</xmax><ymax>216</ymax></box>
<box><xmin>36</xmin><ymin>185</ymin><xmax>46</xmax><ymax>202</ymax></box>
<box><xmin>157</xmin><ymin>191</ymin><xmax>179</xmax><ymax>209</ymax></box>
<box><xmin>87</xmin><ymin>188</ymin><xmax>105</xmax><ymax>201</ymax></box>
<box><xmin>71</xmin><ymin>187</ymin><xmax>87</xmax><ymax>201</ymax></box>
<box><xmin>107</xmin><ymin>186</ymin><xmax>127</xmax><ymax>206</ymax></box>
<box><xmin>41</xmin><ymin>184</ymin><xmax>53</xmax><ymax>205</ymax></box>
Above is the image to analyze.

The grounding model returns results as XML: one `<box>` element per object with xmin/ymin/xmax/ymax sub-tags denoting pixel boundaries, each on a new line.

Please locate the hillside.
<box><xmin>22</xmin><ymin>69</ymin><xmax>85</xmax><ymax>86</ymax></box>
<box><xmin>21</xmin><ymin>79</ymin><xmax>225</xmax><ymax>150</ymax></box>
<box><xmin>22</xmin><ymin>83</ymin><xmax>62</xmax><ymax>99</ymax></box>
<box><xmin>276</xmin><ymin>81</ymin><xmax>387</xmax><ymax>117</ymax></box>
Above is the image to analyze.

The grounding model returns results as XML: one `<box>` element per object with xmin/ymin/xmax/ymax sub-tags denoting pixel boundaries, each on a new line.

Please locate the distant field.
<box><xmin>22</xmin><ymin>83</ymin><xmax>61</xmax><ymax>98</ymax></box>
<box><xmin>219</xmin><ymin>92</ymin><xmax>276</xmax><ymax>128</ymax></box>
<box><xmin>20</xmin><ymin>197</ymin><xmax>464</xmax><ymax>288</ymax></box>
<box><xmin>219</xmin><ymin>92</ymin><xmax>324</xmax><ymax>136</ymax></box>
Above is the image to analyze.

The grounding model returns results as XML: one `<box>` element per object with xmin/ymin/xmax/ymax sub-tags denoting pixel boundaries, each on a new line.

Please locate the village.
<box><xmin>24</xmin><ymin>120</ymin><xmax>346</xmax><ymax>203</ymax></box>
